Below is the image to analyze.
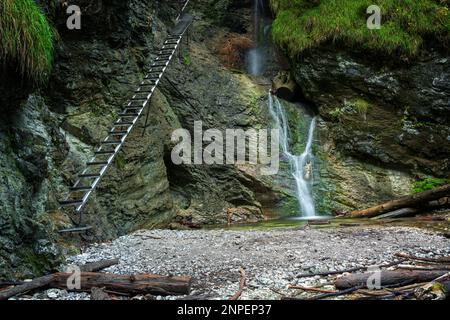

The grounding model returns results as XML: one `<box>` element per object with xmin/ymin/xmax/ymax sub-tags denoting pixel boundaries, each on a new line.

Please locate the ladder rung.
<box><xmin>95</xmin><ymin>150</ymin><xmax>115</xmax><ymax>155</ymax></box>
<box><xmin>118</xmin><ymin>112</ymin><xmax>140</xmax><ymax>117</ymax></box>
<box><xmin>131</xmin><ymin>96</ymin><xmax>148</xmax><ymax>101</ymax></box>
<box><xmin>135</xmin><ymin>89</ymin><xmax>152</xmax><ymax>94</ymax></box>
<box><xmin>87</xmin><ymin>161</ymin><xmax>108</xmax><ymax>166</ymax></box>
<box><xmin>114</xmin><ymin>121</ymin><xmax>134</xmax><ymax>126</ymax></box>
<box><xmin>156</xmin><ymin>54</ymin><xmax>171</xmax><ymax>58</ymax></box>
<box><xmin>59</xmin><ymin>199</ymin><xmax>83</xmax><ymax>207</ymax></box>
<box><xmin>130</xmin><ymin>98</ymin><xmax>147</xmax><ymax>102</ymax></box>
<box><xmin>70</xmin><ymin>186</ymin><xmax>93</xmax><ymax>192</ymax></box>
<box><xmin>139</xmin><ymin>83</ymin><xmax>156</xmax><ymax>88</ymax></box>
<box><xmin>101</xmin><ymin>141</ymin><xmax>121</xmax><ymax>145</ymax></box>
<box><xmin>128</xmin><ymin>102</ymin><xmax>145</xmax><ymax>108</ymax></box>
<box><xmin>153</xmin><ymin>62</ymin><xmax>168</xmax><ymax>66</ymax></box>
<box><xmin>108</xmin><ymin>130</ymin><xmax>128</xmax><ymax>135</ymax></box>
<box><xmin>79</xmin><ymin>173</ymin><xmax>101</xmax><ymax>178</ymax></box>
<box><xmin>58</xmin><ymin>226</ymin><xmax>93</xmax><ymax>234</ymax></box>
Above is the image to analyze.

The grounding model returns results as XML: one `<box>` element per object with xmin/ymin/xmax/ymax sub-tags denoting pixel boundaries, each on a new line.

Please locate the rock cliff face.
<box><xmin>0</xmin><ymin>0</ymin><xmax>287</xmax><ymax>279</ymax></box>
<box><xmin>291</xmin><ymin>47</ymin><xmax>450</xmax><ymax>212</ymax></box>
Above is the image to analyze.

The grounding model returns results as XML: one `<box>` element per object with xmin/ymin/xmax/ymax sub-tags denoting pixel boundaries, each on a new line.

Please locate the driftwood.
<box><xmin>349</xmin><ymin>184</ymin><xmax>450</xmax><ymax>218</ymax></box>
<box><xmin>296</xmin><ymin>259</ymin><xmax>404</xmax><ymax>278</ymax></box>
<box><xmin>288</xmin><ymin>284</ymin><xmax>336</xmax><ymax>294</ymax></box>
<box><xmin>396</xmin><ymin>264</ymin><xmax>450</xmax><ymax>271</ymax></box>
<box><xmin>0</xmin><ymin>275</ymin><xmax>54</xmax><ymax>300</ymax></box>
<box><xmin>371</xmin><ymin>208</ymin><xmax>419</xmax><ymax>220</ymax></box>
<box><xmin>0</xmin><ymin>272</ymin><xmax>191</xmax><ymax>300</ymax></box>
<box><xmin>230</xmin><ymin>268</ymin><xmax>246</xmax><ymax>300</ymax></box>
<box><xmin>0</xmin><ymin>259</ymin><xmax>119</xmax><ymax>291</ymax></box>
<box><xmin>79</xmin><ymin>259</ymin><xmax>120</xmax><ymax>272</ymax></box>
<box><xmin>308</xmin><ymin>285</ymin><xmax>366</xmax><ymax>300</ymax></box>
<box><xmin>395</xmin><ymin>252</ymin><xmax>450</xmax><ymax>264</ymax></box>
<box><xmin>335</xmin><ymin>270</ymin><xmax>449</xmax><ymax>290</ymax></box>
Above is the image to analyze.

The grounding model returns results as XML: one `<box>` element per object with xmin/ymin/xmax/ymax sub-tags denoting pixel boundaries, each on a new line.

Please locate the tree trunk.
<box><xmin>0</xmin><ymin>272</ymin><xmax>191</xmax><ymax>300</ymax></box>
<box><xmin>79</xmin><ymin>259</ymin><xmax>119</xmax><ymax>272</ymax></box>
<box><xmin>0</xmin><ymin>275</ymin><xmax>54</xmax><ymax>300</ymax></box>
<box><xmin>349</xmin><ymin>184</ymin><xmax>450</xmax><ymax>218</ymax></box>
<box><xmin>335</xmin><ymin>270</ymin><xmax>449</xmax><ymax>290</ymax></box>
<box><xmin>371</xmin><ymin>208</ymin><xmax>419</xmax><ymax>220</ymax></box>
<box><xmin>52</xmin><ymin>272</ymin><xmax>191</xmax><ymax>296</ymax></box>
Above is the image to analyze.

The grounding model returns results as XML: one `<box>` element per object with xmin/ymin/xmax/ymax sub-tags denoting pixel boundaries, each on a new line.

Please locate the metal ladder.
<box><xmin>58</xmin><ymin>10</ymin><xmax>193</xmax><ymax>232</ymax></box>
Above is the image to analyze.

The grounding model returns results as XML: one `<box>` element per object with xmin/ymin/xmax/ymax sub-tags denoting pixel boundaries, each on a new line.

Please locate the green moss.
<box><xmin>270</xmin><ymin>0</ymin><xmax>450</xmax><ymax>59</ymax></box>
<box><xmin>0</xmin><ymin>0</ymin><xmax>55</xmax><ymax>83</ymax></box>
<box><xmin>411</xmin><ymin>177</ymin><xmax>449</xmax><ymax>193</ymax></box>
<box><xmin>183</xmin><ymin>53</ymin><xmax>192</xmax><ymax>66</ymax></box>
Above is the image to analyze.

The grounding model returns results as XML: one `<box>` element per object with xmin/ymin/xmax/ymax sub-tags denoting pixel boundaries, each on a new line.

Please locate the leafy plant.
<box><xmin>411</xmin><ymin>177</ymin><xmax>449</xmax><ymax>194</ymax></box>
<box><xmin>0</xmin><ymin>0</ymin><xmax>55</xmax><ymax>83</ymax></box>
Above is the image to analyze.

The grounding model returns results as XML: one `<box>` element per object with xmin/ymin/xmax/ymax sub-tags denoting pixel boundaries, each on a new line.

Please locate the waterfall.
<box><xmin>246</xmin><ymin>0</ymin><xmax>268</xmax><ymax>76</ymax></box>
<box><xmin>268</xmin><ymin>94</ymin><xmax>318</xmax><ymax>217</ymax></box>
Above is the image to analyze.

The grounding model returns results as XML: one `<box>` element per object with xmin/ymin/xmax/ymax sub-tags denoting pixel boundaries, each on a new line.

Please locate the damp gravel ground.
<box><xmin>21</xmin><ymin>224</ymin><xmax>450</xmax><ymax>300</ymax></box>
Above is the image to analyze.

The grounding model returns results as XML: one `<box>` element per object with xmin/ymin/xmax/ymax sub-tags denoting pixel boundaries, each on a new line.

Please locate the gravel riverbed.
<box><xmin>23</xmin><ymin>225</ymin><xmax>450</xmax><ymax>300</ymax></box>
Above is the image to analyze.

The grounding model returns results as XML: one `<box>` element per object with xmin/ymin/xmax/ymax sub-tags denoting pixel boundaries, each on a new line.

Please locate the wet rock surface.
<box><xmin>293</xmin><ymin>48</ymin><xmax>450</xmax><ymax>177</ymax></box>
<box><xmin>0</xmin><ymin>0</ymin><xmax>287</xmax><ymax>279</ymax></box>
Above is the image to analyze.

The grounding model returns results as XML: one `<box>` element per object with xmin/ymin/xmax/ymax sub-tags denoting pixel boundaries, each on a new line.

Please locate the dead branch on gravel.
<box><xmin>395</xmin><ymin>252</ymin><xmax>450</xmax><ymax>264</ymax></box>
<box><xmin>230</xmin><ymin>268</ymin><xmax>246</xmax><ymax>300</ymax></box>
<box><xmin>296</xmin><ymin>259</ymin><xmax>405</xmax><ymax>278</ymax></box>
<box><xmin>308</xmin><ymin>285</ymin><xmax>366</xmax><ymax>300</ymax></box>
<box><xmin>288</xmin><ymin>284</ymin><xmax>336</xmax><ymax>294</ymax></box>
<box><xmin>79</xmin><ymin>259</ymin><xmax>120</xmax><ymax>272</ymax></box>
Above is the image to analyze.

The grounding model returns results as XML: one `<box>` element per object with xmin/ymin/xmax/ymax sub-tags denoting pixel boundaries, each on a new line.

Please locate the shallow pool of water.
<box><xmin>205</xmin><ymin>215</ymin><xmax>450</xmax><ymax>233</ymax></box>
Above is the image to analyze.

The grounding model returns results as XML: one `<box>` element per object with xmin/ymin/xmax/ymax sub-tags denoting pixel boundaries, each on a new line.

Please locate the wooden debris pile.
<box><xmin>284</xmin><ymin>252</ymin><xmax>450</xmax><ymax>300</ymax></box>
<box><xmin>0</xmin><ymin>259</ymin><xmax>192</xmax><ymax>300</ymax></box>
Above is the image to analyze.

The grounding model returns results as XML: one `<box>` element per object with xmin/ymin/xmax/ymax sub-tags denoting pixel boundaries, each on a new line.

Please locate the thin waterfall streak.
<box><xmin>269</xmin><ymin>93</ymin><xmax>318</xmax><ymax>217</ymax></box>
<box><xmin>247</xmin><ymin>0</ymin><xmax>268</xmax><ymax>76</ymax></box>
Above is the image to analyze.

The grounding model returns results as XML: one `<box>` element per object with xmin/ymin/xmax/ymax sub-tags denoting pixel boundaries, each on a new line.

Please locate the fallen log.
<box><xmin>348</xmin><ymin>184</ymin><xmax>450</xmax><ymax>218</ymax></box>
<box><xmin>0</xmin><ymin>272</ymin><xmax>191</xmax><ymax>300</ymax></box>
<box><xmin>396</xmin><ymin>265</ymin><xmax>450</xmax><ymax>271</ymax></box>
<box><xmin>395</xmin><ymin>252</ymin><xmax>450</xmax><ymax>264</ymax></box>
<box><xmin>335</xmin><ymin>270</ymin><xmax>449</xmax><ymax>290</ymax></box>
<box><xmin>0</xmin><ymin>259</ymin><xmax>120</xmax><ymax>291</ymax></box>
<box><xmin>371</xmin><ymin>208</ymin><xmax>419</xmax><ymax>220</ymax></box>
<box><xmin>0</xmin><ymin>275</ymin><xmax>54</xmax><ymax>300</ymax></box>
<box><xmin>79</xmin><ymin>259</ymin><xmax>120</xmax><ymax>272</ymax></box>
<box><xmin>296</xmin><ymin>259</ymin><xmax>405</xmax><ymax>278</ymax></box>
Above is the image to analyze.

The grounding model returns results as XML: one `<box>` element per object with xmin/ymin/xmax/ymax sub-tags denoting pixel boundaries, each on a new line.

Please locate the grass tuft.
<box><xmin>270</xmin><ymin>0</ymin><xmax>450</xmax><ymax>58</ymax></box>
<box><xmin>0</xmin><ymin>0</ymin><xmax>55</xmax><ymax>83</ymax></box>
<box><xmin>411</xmin><ymin>177</ymin><xmax>449</xmax><ymax>194</ymax></box>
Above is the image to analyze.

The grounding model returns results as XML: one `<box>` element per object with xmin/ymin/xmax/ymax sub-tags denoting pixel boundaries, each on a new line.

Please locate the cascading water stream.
<box><xmin>268</xmin><ymin>94</ymin><xmax>318</xmax><ymax>218</ymax></box>
<box><xmin>247</xmin><ymin>0</ymin><xmax>319</xmax><ymax>217</ymax></box>
<box><xmin>246</xmin><ymin>0</ymin><xmax>269</xmax><ymax>76</ymax></box>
